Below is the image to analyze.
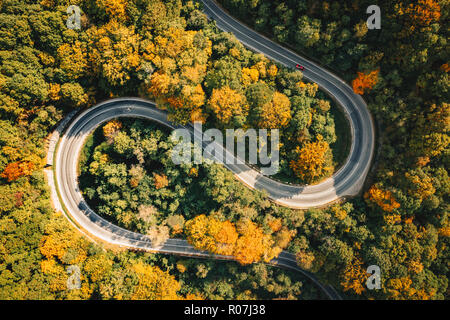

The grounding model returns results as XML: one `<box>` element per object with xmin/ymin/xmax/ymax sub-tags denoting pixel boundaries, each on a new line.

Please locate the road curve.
<box><xmin>51</xmin><ymin>1</ymin><xmax>378</xmax><ymax>299</ymax></box>
<box><xmin>200</xmin><ymin>0</ymin><xmax>375</xmax><ymax>208</ymax></box>
<box><xmin>53</xmin><ymin>98</ymin><xmax>341</xmax><ymax>300</ymax></box>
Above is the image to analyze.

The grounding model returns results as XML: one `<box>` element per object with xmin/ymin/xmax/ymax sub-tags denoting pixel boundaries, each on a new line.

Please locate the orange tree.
<box><xmin>364</xmin><ymin>184</ymin><xmax>401</xmax><ymax>212</ymax></box>
<box><xmin>352</xmin><ymin>70</ymin><xmax>379</xmax><ymax>95</ymax></box>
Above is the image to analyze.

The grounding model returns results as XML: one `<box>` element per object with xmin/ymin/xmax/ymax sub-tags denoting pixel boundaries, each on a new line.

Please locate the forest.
<box><xmin>217</xmin><ymin>0</ymin><xmax>449</xmax><ymax>299</ymax></box>
<box><xmin>0</xmin><ymin>0</ymin><xmax>448</xmax><ymax>300</ymax></box>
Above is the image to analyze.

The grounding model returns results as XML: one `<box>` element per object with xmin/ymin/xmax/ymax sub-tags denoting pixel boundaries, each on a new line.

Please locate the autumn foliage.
<box><xmin>208</xmin><ymin>86</ymin><xmax>248</xmax><ymax>124</ymax></box>
<box><xmin>153</xmin><ymin>173</ymin><xmax>169</xmax><ymax>189</ymax></box>
<box><xmin>97</xmin><ymin>0</ymin><xmax>128</xmax><ymax>22</ymax></box>
<box><xmin>289</xmin><ymin>135</ymin><xmax>333</xmax><ymax>183</ymax></box>
<box><xmin>257</xmin><ymin>91</ymin><xmax>291</xmax><ymax>129</ymax></box>
<box><xmin>386</xmin><ymin>277</ymin><xmax>436</xmax><ymax>300</ymax></box>
<box><xmin>241</xmin><ymin>67</ymin><xmax>259</xmax><ymax>85</ymax></box>
<box><xmin>184</xmin><ymin>214</ymin><xmax>238</xmax><ymax>256</ymax></box>
<box><xmin>103</xmin><ymin>119</ymin><xmax>123</xmax><ymax>143</ymax></box>
<box><xmin>146</xmin><ymin>27</ymin><xmax>211</xmax><ymax>124</ymax></box>
<box><xmin>1</xmin><ymin>161</ymin><xmax>35</xmax><ymax>182</ymax></box>
<box><xmin>398</xmin><ymin>0</ymin><xmax>441</xmax><ymax>27</ymax></box>
<box><xmin>364</xmin><ymin>185</ymin><xmax>401</xmax><ymax>212</ymax></box>
<box><xmin>185</xmin><ymin>215</ymin><xmax>291</xmax><ymax>264</ymax></box>
<box><xmin>295</xmin><ymin>250</ymin><xmax>315</xmax><ymax>270</ymax></box>
<box><xmin>130</xmin><ymin>262</ymin><xmax>183</xmax><ymax>300</ymax></box>
<box><xmin>352</xmin><ymin>70</ymin><xmax>379</xmax><ymax>95</ymax></box>
<box><xmin>234</xmin><ymin>218</ymin><xmax>280</xmax><ymax>265</ymax></box>
<box><xmin>57</xmin><ymin>41</ymin><xmax>88</xmax><ymax>80</ymax></box>
<box><xmin>88</xmin><ymin>20</ymin><xmax>140</xmax><ymax>87</ymax></box>
<box><xmin>340</xmin><ymin>257</ymin><xmax>369</xmax><ymax>295</ymax></box>
<box><xmin>440</xmin><ymin>63</ymin><xmax>450</xmax><ymax>73</ymax></box>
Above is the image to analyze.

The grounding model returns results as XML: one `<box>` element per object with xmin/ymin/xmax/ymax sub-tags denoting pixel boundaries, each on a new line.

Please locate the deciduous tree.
<box><xmin>289</xmin><ymin>135</ymin><xmax>333</xmax><ymax>183</ymax></box>
<box><xmin>208</xmin><ymin>86</ymin><xmax>248</xmax><ymax>125</ymax></box>
<box><xmin>352</xmin><ymin>70</ymin><xmax>379</xmax><ymax>95</ymax></box>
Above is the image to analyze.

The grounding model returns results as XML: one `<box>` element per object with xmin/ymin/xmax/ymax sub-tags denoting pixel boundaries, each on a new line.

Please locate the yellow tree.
<box><xmin>241</xmin><ymin>67</ymin><xmax>259</xmax><ymax>86</ymax></box>
<box><xmin>146</xmin><ymin>28</ymin><xmax>212</xmax><ymax>124</ymax></box>
<box><xmin>297</xmin><ymin>81</ymin><xmax>318</xmax><ymax>97</ymax></box>
<box><xmin>214</xmin><ymin>220</ymin><xmax>239</xmax><ymax>255</ymax></box>
<box><xmin>185</xmin><ymin>215</ymin><xmax>287</xmax><ymax>265</ymax></box>
<box><xmin>166</xmin><ymin>84</ymin><xmax>207</xmax><ymax>123</ymax></box>
<box><xmin>257</xmin><ymin>91</ymin><xmax>291</xmax><ymax>129</ymax></box>
<box><xmin>48</xmin><ymin>83</ymin><xmax>61</xmax><ymax>101</ymax></box>
<box><xmin>57</xmin><ymin>41</ymin><xmax>88</xmax><ymax>80</ymax></box>
<box><xmin>130</xmin><ymin>262</ymin><xmax>183</xmax><ymax>300</ymax></box>
<box><xmin>289</xmin><ymin>135</ymin><xmax>333</xmax><ymax>183</ymax></box>
<box><xmin>208</xmin><ymin>86</ymin><xmax>248</xmax><ymax>124</ymax></box>
<box><xmin>88</xmin><ymin>20</ymin><xmax>140</xmax><ymax>87</ymax></box>
<box><xmin>340</xmin><ymin>257</ymin><xmax>369</xmax><ymax>295</ymax></box>
<box><xmin>97</xmin><ymin>0</ymin><xmax>128</xmax><ymax>22</ymax></box>
<box><xmin>267</xmin><ymin>64</ymin><xmax>278</xmax><ymax>78</ymax></box>
<box><xmin>185</xmin><ymin>214</ymin><xmax>215</xmax><ymax>252</ymax></box>
<box><xmin>103</xmin><ymin>119</ymin><xmax>122</xmax><ymax>143</ymax></box>
<box><xmin>185</xmin><ymin>214</ymin><xmax>238</xmax><ymax>255</ymax></box>
<box><xmin>438</xmin><ymin>226</ymin><xmax>450</xmax><ymax>237</ymax></box>
<box><xmin>234</xmin><ymin>219</ymin><xmax>277</xmax><ymax>265</ymax></box>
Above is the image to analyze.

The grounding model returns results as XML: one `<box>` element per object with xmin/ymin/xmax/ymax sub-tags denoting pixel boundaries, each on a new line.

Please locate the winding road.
<box><xmin>200</xmin><ymin>0</ymin><xmax>375</xmax><ymax>208</ymax></box>
<box><xmin>50</xmin><ymin>0</ymin><xmax>376</xmax><ymax>300</ymax></box>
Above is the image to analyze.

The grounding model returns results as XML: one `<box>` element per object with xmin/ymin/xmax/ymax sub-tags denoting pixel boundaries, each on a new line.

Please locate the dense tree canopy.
<box><xmin>219</xmin><ymin>0</ymin><xmax>449</xmax><ymax>299</ymax></box>
<box><xmin>0</xmin><ymin>0</ymin><xmax>447</xmax><ymax>301</ymax></box>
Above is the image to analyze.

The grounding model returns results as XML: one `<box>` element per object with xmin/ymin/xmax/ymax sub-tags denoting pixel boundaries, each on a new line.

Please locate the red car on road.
<box><xmin>296</xmin><ymin>64</ymin><xmax>305</xmax><ymax>71</ymax></box>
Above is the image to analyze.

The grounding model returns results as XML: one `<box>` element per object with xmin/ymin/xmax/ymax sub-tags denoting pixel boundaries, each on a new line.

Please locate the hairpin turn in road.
<box><xmin>51</xmin><ymin>0</ymin><xmax>377</xmax><ymax>300</ymax></box>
